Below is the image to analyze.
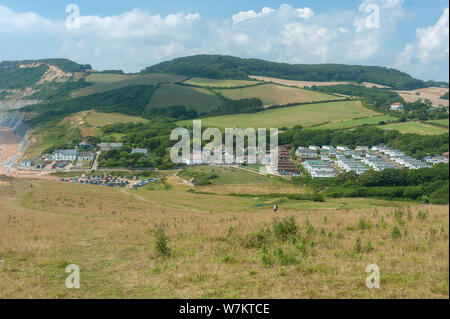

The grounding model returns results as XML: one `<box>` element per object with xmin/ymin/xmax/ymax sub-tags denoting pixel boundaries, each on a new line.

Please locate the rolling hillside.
<box><xmin>142</xmin><ymin>54</ymin><xmax>434</xmax><ymax>90</ymax></box>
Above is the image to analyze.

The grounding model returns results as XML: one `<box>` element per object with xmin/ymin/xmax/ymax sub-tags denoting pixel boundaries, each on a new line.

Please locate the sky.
<box><xmin>0</xmin><ymin>0</ymin><xmax>448</xmax><ymax>81</ymax></box>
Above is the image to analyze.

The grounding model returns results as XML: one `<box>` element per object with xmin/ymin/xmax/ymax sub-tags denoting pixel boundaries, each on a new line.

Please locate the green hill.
<box><xmin>142</xmin><ymin>54</ymin><xmax>430</xmax><ymax>90</ymax></box>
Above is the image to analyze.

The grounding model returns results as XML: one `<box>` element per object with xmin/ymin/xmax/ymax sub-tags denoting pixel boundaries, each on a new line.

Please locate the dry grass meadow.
<box><xmin>0</xmin><ymin>170</ymin><xmax>448</xmax><ymax>299</ymax></box>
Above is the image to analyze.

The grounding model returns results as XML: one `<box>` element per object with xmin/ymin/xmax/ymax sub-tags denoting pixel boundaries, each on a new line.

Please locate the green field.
<box><xmin>147</xmin><ymin>83</ymin><xmax>223</xmax><ymax>113</ymax></box>
<box><xmin>379</xmin><ymin>122</ymin><xmax>449</xmax><ymax>135</ymax></box>
<box><xmin>84</xmin><ymin>111</ymin><xmax>148</xmax><ymax>127</ymax></box>
<box><xmin>426</xmin><ymin>119</ymin><xmax>449</xmax><ymax>128</ymax></box>
<box><xmin>311</xmin><ymin>115</ymin><xmax>398</xmax><ymax>130</ymax></box>
<box><xmin>186</xmin><ymin>100</ymin><xmax>378</xmax><ymax>129</ymax></box>
<box><xmin>72</xmin><ymin>73</ymin><xmax>187</xmax><ymax>98</ymax></box>
<box><xmin>215</xmin><ymin>84</ymin><xmax>340</xmax><ymax>106</ymax></box>
<box><xmin>184</xmin><ymin>77</ymin><xmax>261</xmax><ymax>88</ymax></box>
<box><xmin>85</xmin><ymin>73</ymin><xmax>135</xmax><ymax>83</ymax></box>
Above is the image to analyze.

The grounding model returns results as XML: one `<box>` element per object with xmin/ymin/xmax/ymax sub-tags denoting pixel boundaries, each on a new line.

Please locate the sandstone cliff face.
<box><xmin>0</xmin><ymin>111</ymin><xmax>28</xmax><ymax>142</ymax></box>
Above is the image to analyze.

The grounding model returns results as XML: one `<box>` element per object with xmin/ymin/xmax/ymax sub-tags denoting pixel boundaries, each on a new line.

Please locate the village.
<box><xmin>12</xmin><ymin>132</ymin><xmax>449</xmax><ymax>183</ymax></box>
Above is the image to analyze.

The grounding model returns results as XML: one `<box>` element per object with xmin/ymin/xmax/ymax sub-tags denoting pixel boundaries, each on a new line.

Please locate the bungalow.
<box><xmin>99</xmin><ymin>142</ymin><xmax>123</xmax><ymax>151</ymax></box>
<box><xmin>390</xmin><ymin>102</ymin><xmax>404</xmax><ymax>111</ymax></box>
<box><xmin>131</xmin><ymin>148</ymin><xmax>149</xmax><ymax>158</ymax></box>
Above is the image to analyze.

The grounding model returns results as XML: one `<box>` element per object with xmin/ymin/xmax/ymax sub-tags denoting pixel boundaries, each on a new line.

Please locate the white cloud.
<box><xmin>0</xmin><ymin>2</ymin><xmax>447</xmax><ymax>81</ymax></box>
<box><xmin>232</xmin><ymin>7</ymin><xmax>275</xmax><ymax>25</ymax></box>
<box><xmin>295</xmin><ymin>7</ymin><xmax>314</xmax><ymax>20</ymax></box>
<box><xmin>0</xmin><ymin>5</ymin><xmax>57</xmax><ymax>33</ymax></box>
<box><xmin>396</xmin><ymin>8</ymin><xmax>449</xmax><ymax>81</ymax></box>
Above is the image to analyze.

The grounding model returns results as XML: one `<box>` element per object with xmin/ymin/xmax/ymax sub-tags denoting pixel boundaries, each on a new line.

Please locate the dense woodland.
<box><xmin>142</xmin><ymin>54</ymin><xmax>440</xmax><ymax>90</ymax></box>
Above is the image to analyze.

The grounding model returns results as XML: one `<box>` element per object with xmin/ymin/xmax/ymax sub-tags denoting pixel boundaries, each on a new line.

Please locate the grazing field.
<box><xmin>184</xmin><ymin>77</ymin><xmax>261</xmax><ymax>88</ymax></box>
<box><xmin>188</xmin><ymin>100</ymin><xmax>378</xmax><ymax>129</ymax></box>
<box><xmin>311</xmin><ymin>115</ymin><xmax>398</xmax><ymax>130</ymax></box>
<box><xmin>71</xmin><ymin>73</ymin><xmax>187</xmax><ymax>98</ymax></box>
<box><xmin>147</xmin><ymin>83</ymin><xmax>222</xmax><ymax>113</ymax></box>
<box><xmin>85</xmin><ymin>73</ymin><xmax>135</xmax><ymax>83</ymax></box>
<box><xmin>215</xmin><ymin>84</ymin><xmax>340</xmax><ymax>107</ymax></box>
<box><xmin>379</xmin><ymin>122</ymin><xmax>449</xmax><ymax>135</ymax></box>
<box><xmin>65</xmin><ymin>111</ymin><xmax>149</xmax><ymax>137</ymax></box>
<box><xmin>396</xmin><ymin>87</ymin><xmax>449</xmax><ymax>107</ymax></box>
<box><xmin>427</xmin><ymin>119</ymin><xmax>449</xmax><ymax>128</ymax></box>
<box><xmin>0</xmin><ymin>175</ymin><xmax>448</xmax><ymax>298</ymax></box>
<box><xmin>248</xmin><ymin>75</ymin><xmax>349</xmax><ymax>88</ymax></box>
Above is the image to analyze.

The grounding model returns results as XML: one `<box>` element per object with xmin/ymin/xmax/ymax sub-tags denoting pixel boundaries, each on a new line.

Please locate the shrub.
<box><xmin>261</xmin><ymin>245</ymin><xmax>273</xmax><ymax>268</ymax></box>
<box><xmin>274</xmin><ymin>247</ymin><xmax>297</xmax><ymax>266</ymax></box>
<box><xmin>244</xmin><ymin>228</ymin><xmax>272</xmax><ymax>248</ymax></box>
<box><xmin>391</xmin><ymin>226</ymin><xmax>402</xmax><ymax>241</ymax></box>
<box><xmin>272</xmin><ymin>216</ymin><xmax>297</xmax><ymax>241</ymax></box>
<box><xmin>358</xmin><ymin>217</ymin><xmax>372</xmax><ymax>231</ymax></box>
<box><xmin>154</xmin><ymin>226</ymin><xmax>170</xmax><ymax>257</ymax></box>
<box><xmin>355</xmin><ymin>237</ymin><xmax>362</xmax><ymax>254</ymax></box>
<box><xmin>417</xmin><ymin>210</ymin><xmax>428</xmax><ymax>220</ymax></box>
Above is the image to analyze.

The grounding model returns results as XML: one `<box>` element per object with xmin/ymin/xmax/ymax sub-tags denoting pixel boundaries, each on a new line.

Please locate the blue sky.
<box><xmin>0</xmin><ymin>0</ymin><xmax>448</xmax><ymax>81</ymax></box>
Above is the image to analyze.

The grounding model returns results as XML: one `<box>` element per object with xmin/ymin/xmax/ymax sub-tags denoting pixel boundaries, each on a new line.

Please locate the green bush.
<box><xmin>244</xmin><ymin>228</ymin><xmax>272</xmax><ymax>248</ymax></box>
<box><xmin>154</xmin><ymin>226</ymin><xmax>170</xmax><ymax>257</ymax></box>
<box><xmin>272</xmin><ymin>216</ymin><xmax>297</xmax><ymax>241</ymax></box>
<box><xmin>391</xmin><ymin>226</ymin><xmax>402</xmax><ymax>241</ymax></box>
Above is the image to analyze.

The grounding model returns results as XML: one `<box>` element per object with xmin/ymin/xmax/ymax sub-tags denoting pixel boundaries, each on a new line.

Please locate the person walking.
<box><xmin>273</xmin><ymin>205</ymin><xmax>278</xmax><ymax>214</ymax></box>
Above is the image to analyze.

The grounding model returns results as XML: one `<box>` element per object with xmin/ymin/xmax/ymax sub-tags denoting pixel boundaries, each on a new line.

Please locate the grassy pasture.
<box><xmin>184</xmin><ymin>77</ymin><xmax>261</xmax><ymax>88</ymax></box>
<box><xmin>310</xmin><ymin>115</ymin><xmax>398</xmax><ymax>130</ymax></box>
<box><xmin>426</xmin><ymin>119</ymin><xmax>449</xmax><ymax>128</ymax></box>
<box><xmin>147</xmin><ymin>83</ymin><xmax>222</xmax><ymax>113</ymax></box>
<box><xmin>66</xmin><ymin>111</ymin><xmax>148</xmax><ymax>137</ymax></box>
<box><xmin>85</xmin><ymin>73</ymin><xmax>135</xmax><ymax>83</ymax></box>
<box><xmin>72</xmin><ymin>73</ymin><xmax>187</xmax><ymax>98</ymax></box>
<box><xmin>215</xmin><ymin>84</ymin><xmax>341</xmax><ymax>107</ymax></box>
<box><xmin>379</xmin><ymin>122</ymin><xmax>449</xmax><ymax>135</ymax></box>
<box><xmin>0</xmin><ymin>176</ymin><xmax>448</xmax><ymax>298</ymax></box>
<box><xmin>186</xmin><ymin>100</ymin><xmax>378</xmax><ymax>129</ymax></box>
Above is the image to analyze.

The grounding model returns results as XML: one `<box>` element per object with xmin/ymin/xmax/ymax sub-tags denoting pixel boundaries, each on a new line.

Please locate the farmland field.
<box><xmin>379</xmin><ymin>122</ymin><xmax>449</xmax><ymax>135</ymax></box>
<box><xmin>65</xmin><ymin>111</ymin><xmax>148</xmax><ymax>137</ymax></box>
<box><xmin>0</xmin><ymin>175</ymin><xmax>448</xmax><ymax>298</ymax></box>
<box><xmin>85</xmin><ymin>73</ymin><xmax>135</xmax><ymax>83</ymax></box>
<box><xmin>71</xmin><ymin>73</ymin><xmax>188</xmax><ymax>98</ymax></box>
<box><xmin>188</xmin><ymin>100</ymin><xmax>378</xmax><ymax>129</ymax></box>
<box><xmin>215</xmin><ymin>84</ymin><xmax>341</xmax><ymax>106</ymax></box>
<box><xmin>311</xmin><ymin>115</ymin><xmax>398</xmax><ymax>130</ymax></box>
<box><xmin>427</xmin><ymin>119</ymin><xmax>449</xmax><ymax>128</ymax></box>
<box><xmin>248</xmin><ymin>75</ymin><xmax>349</xmax><ymax>88</ymax></box>
<box><xmin>147</xmin><ymin>83</ymin><xmax>222</xmax><ymax>113</ymax></box>
<box><xmin>183</xmin><ymin>77</ymin><xmax>261</xmax><ymax>88</ymax></box>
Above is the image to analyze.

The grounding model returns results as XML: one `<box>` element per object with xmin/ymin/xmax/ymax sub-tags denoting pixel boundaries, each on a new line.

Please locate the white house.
<box><xmin>390</xmin><ymin>102</ymin><xmax>404</xmax><ymax>111</ymax></box>
<box><xmin>78</xmin><ymin>152</ymin><xmax>95</xmax><ymax>162</ymax></box>
<box><xmin>54</xmin><ymin>149</ymin><xmax>78</xmax><ymax>162</ymax></box>
<box><xmin>131</xmin><ymin>148</ymin><xmax>149</xmax><ymax>158</ymax></box>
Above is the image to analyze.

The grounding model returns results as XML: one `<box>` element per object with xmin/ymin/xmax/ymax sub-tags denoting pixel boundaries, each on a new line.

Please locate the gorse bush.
<box><xmin>154</xmin><ymin>225</ymin><xmax>170</xmax><ymax>257</ymax></box>
<box><xmin>244</xmin><ymin>228</ymin><xmax>272</xmax><ymax>248</ymax></box>
<box><xmin>391</xmin><ymin>226</ymin><xmax>402</xmax><ymax>241</ymax></box>
<box><xmin>272</xmin><ymin>216</ymin><xmax>297</xmax><ymax>241</ymax></box>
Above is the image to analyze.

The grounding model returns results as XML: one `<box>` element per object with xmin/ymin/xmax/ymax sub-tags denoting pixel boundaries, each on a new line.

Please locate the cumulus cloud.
<box><xmin>0</xmin><ymin>4</ymin><xmax>57</xmax><ymax>33</ymax></box>
<box><xmin>0</xmin><ymin>2</ymin><xmax>448</xmax><ymax>81</ymax></box>
<box><xmin>396</xmin><ymin>8</ymin><xmax>449</xmax><ymax>81</ymax></box>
